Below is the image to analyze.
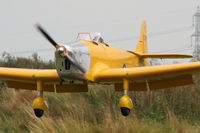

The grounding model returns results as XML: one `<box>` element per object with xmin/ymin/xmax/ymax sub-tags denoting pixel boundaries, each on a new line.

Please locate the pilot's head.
<box><xmin>93</xmin><ymin>35</ymin><xmax>104</xmax><ymax>43</ymax></box>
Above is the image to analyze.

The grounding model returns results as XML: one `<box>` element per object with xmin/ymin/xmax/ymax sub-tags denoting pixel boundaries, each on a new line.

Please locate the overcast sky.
<box><xmin>0</xmin><ymin>0</ymin><xmax>199</xmax><ymax>62</ymax></box>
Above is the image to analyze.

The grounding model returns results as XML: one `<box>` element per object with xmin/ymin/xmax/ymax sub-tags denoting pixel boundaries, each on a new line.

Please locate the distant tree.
<box><xmin>0</xmin><ymin>52</ymin><xmax>55</xmax><ymax>69</ymax></box>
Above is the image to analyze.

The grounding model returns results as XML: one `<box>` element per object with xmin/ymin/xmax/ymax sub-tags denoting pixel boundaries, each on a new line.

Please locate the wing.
<box><xmin>0</xmin><ymin>67</ymin><xmax>88</xmax><ymax>92</ymax></box>
<box><xmin>91</xmin><ymin>62</ymin><xmax>200</xmax><ymax>90</ymax></box>
<box><xmin>0</xmin><ymin>67</ymin><xmax>60</xmax><ymax>82</ymax></box>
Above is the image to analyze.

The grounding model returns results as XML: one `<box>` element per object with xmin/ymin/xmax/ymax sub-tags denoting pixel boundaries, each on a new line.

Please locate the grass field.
<box><xmin>1</xmin><ymin>84</ymin><xmax>200</xmax><ymax>133</ymax></box>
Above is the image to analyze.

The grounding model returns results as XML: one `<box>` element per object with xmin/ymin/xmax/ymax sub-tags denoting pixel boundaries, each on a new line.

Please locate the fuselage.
<box><xmin>55</xmin><ymin>40</ymin><xmax>139</xmax><ymax>81</ymax></box>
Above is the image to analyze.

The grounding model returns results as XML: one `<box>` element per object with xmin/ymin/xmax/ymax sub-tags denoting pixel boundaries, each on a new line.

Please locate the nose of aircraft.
<box><xmin>35</xmin><ymin>23</ymin><xmax>85</xmax><ymax>73</ymax></box>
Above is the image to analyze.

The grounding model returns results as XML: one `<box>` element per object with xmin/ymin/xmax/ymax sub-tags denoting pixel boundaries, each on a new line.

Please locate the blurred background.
<box><xmin>0</xmin><ymin>0</ymin><xmax>199</xmax><ymax>63</ymax></box>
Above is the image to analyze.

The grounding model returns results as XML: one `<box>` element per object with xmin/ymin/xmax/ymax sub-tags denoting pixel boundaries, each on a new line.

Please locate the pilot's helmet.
<box><xmin>93</xmin><ymin>33</ymin><xmax>104</xmax><ymax>43</ymax></box>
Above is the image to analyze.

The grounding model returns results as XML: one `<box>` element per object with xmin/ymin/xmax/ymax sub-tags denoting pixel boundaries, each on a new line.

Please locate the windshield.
<box><xmin>76</xmin><ymin>32</ymin><xmax>104</xmax><ymax>43</ymax></box>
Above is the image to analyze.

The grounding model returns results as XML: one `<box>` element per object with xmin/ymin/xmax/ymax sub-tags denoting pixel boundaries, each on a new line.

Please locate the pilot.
<box><xmin>93</xmin><ymin>35</ymin><xmax>104</xmax><ymax>43</ymax></box>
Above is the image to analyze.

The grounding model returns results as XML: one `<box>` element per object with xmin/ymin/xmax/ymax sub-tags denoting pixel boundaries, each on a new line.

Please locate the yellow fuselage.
<box><xmin>80</xmin><ymin>40</ymin><xmax>140</xmax><ymax>81</ymax></box>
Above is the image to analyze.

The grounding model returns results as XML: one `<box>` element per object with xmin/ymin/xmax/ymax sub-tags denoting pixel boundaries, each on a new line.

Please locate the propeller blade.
<box><xmin>35</xmin><ymin>23</ymin><xmax>59</xmax><ymax>48</ymax></box>
<box><xmin>64</xmin><ymin>55</ymin><xmax>85</xmax><ymax>73</ymax></box>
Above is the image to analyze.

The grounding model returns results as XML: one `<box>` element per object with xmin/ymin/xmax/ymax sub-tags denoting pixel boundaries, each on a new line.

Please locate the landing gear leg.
<box><xmin>33</xmin><ymin>80</ymin><xmax>47</xmax><ymax>118</ymax></box>
<box><xmin>119</xmin><ymin>78</ymin><xmax>133</xmax><ymax>116</ymax></box>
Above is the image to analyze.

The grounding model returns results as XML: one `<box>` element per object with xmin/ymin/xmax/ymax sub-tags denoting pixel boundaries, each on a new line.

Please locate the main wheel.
<box><xmin>34</xmin><ymin>109</ymin><xmax>44</xmax><ymax>118</ymax></box>
<box><xmin>120</xmin><ymin>107</ymin><xmax>130</xmax><ymax>116</ymax></box>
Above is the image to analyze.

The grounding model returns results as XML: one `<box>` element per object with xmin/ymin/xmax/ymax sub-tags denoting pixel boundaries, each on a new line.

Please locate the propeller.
<box><xmin>35</xmin><ymin>23</ymin><xmax>85</xmax><ymax>73</ymax></box>
<box><xmin>35</xmin><ymin>23</ymin><xmax>60</xmax><ymax>48</ymax></box>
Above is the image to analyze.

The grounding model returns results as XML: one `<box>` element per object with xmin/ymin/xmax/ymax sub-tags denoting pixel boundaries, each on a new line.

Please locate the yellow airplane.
<box><xmin>0</xmin><ymin>21</ymin><xmax>198</xmax><ymax>118</ymax></box>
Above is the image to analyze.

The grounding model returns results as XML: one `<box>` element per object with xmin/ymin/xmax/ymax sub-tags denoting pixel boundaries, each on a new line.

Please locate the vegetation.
<box><xmin>0</xmin><ymin>52</ymin><xmax>55</xmax><ymax>69</ymax></box>
<box><xmin>0</xmin><ymin>53</ymin><xmax>200</xmax><ymax>133</ymax></box>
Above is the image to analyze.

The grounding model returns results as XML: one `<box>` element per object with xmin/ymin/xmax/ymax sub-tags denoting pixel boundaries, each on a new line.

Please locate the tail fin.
<box><xmin>134</xmin><ymin>21</ymin><xmax>148</xmax><ymax>66</ymax></box>
<box><xmin>134</xmin><ymin>21</ymin><xmax>148</xmax><ymax>54</ymax></box>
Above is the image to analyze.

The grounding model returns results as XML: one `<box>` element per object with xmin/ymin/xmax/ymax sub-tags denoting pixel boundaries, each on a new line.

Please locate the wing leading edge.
<box><xmin>0</xmin><ymin>67</ymin><xmax>60</xmax><ymax>82</ymax></box>
<box><xmin>0</xmin><ymin>67</ymin><xmax>88</xmax><ymax>92</ymax></box>
<box><xmin>91</xmin><ymin>62</ymin><xmax>200</xmax><ymax>83</ymax></box>
<box><xmin>0</xmin><ymin>67</ymin><xmax>60</xmax><ymax>92</ymax></box>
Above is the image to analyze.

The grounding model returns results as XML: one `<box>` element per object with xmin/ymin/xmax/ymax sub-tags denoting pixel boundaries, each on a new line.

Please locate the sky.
<box><xmin>0</xmin><ymin>0</ymin><xmax>199</xmax><ymax>63</ymax></box>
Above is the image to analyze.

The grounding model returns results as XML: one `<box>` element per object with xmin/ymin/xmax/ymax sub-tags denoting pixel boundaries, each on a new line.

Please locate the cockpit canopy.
<box><xmin>76</xmin><ymin>32</ymin><xmax>104</xmax><ymax>43</ymax></box>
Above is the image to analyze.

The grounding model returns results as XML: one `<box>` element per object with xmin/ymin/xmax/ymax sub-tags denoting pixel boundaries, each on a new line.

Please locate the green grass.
<box><xmin>1</xmin><ymin>84</ymin><xmax>200</xmax><ymax>133</ymax></box>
